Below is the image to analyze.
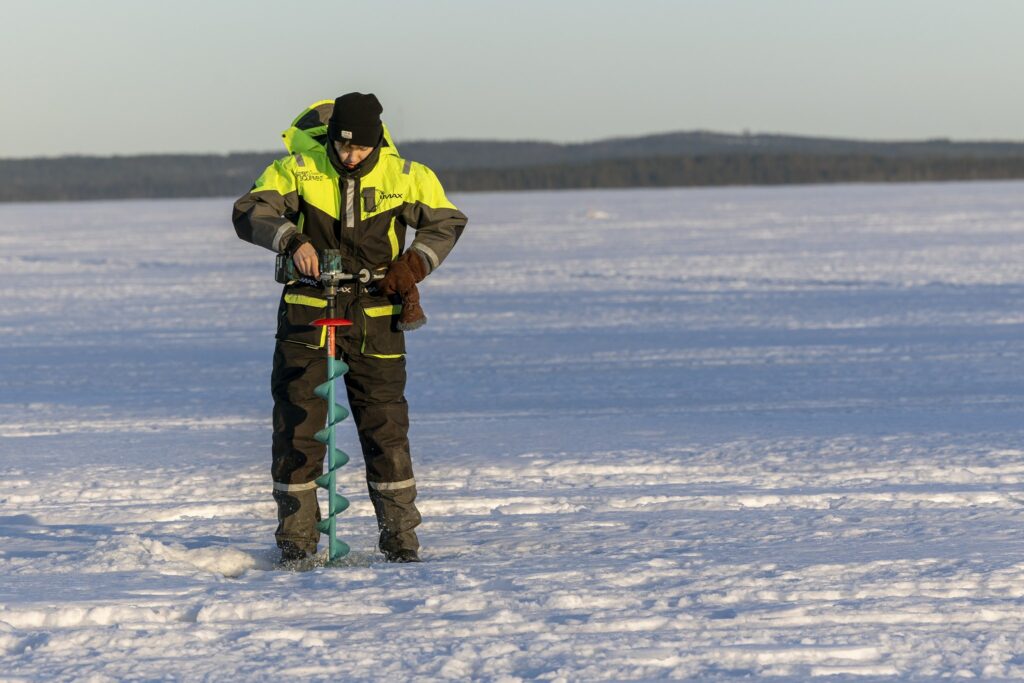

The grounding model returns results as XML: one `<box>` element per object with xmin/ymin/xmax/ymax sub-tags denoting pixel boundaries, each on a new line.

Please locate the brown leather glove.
<box><xmin>380</xmin><ymin>250</ymin><xmax>428</xmax><ymax>294</ymax></box>
<box><xmin>396</xmin><ymin>283</ymin><xmax>426</xmax><ymax>331</ymax></box>
<box><xmin>379</xmin><ymin>250</ymin><xmax>429</xmax><ymax>331</ymax></box>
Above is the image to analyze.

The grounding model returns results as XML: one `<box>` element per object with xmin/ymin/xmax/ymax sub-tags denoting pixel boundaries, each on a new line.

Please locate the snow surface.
<box><xmin>3</xmin><ymin>181</ymin><xmax>1024</xmax><ymax>681</ymax></box>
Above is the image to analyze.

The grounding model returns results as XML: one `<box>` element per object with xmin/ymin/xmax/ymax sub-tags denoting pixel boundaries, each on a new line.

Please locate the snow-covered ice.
<box><xmin>3</xmin><ymin>181</ymin><xmax>1024</xmax><ymax>680</ymax></box>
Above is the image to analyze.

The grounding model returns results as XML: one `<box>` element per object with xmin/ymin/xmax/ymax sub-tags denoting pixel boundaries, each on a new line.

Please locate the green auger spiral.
<box><xmin>313</xmin><ymin>354</ymin><xmax>351</xmax><ymax>562</ymax></box>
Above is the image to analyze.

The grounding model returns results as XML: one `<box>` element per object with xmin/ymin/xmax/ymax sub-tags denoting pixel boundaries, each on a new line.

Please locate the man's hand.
<box><xmin>292</xmin><ymin>242</ymin><xmax>320</xmax><ymax>279</ymax></box>
<box><xmin>379</xmin><ymin>250</ymin><xmax>429</xmax><ymax>331</ymax></box>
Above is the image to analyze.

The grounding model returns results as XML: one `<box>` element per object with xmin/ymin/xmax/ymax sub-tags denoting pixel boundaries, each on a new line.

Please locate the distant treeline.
<box><xmin>437</xmin><ymin>155</ymin><xmax>1024</xmax><ymax>191</ymax></box>
<box><xmin>0</xmin><ymin>154</ymin><xmax>271</xmax><ymax>202</ymax></box>
<box><xmin>4</xmin><ymin>130</ymin><xmax>1024</xmax><ymax>202</ymax></box>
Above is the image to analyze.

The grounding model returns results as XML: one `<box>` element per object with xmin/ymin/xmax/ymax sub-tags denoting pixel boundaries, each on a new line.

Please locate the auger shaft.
<box><xmin>326</xmin><ymin>328</ymin><xmax>344</xmax><ymax>560</ymax></box>
<box><xmin>312</xmin><ymin>306</ymin><xmax>354</xmax><ymax>563</ymax></box>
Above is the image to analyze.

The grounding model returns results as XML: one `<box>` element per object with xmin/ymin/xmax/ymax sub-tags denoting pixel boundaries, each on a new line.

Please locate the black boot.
<box><xmin>369</xmin><ymin>486</ymin><xmax>422</xmax><ymax>561</ymax></box>
<box><xmin>383</xmin><ymin>548</ymin><xmax>421</xmax><ymax>563</ymax></box>
<box><xmin>277</xmin><ymin>541</ymin><xmax>320</xmax><ymax>570</ymax></box>
<box><xmin>279</xmin><ymin>541</ymin><xmax>312</xmax><ymax>561</ymax></box>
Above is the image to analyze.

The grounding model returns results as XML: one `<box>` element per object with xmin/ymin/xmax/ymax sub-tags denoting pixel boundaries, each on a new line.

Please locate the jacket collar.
<box><xmin>327</xmin><ymin>141</ymin><xmax>383</xmax><ymax>179</ymax></box>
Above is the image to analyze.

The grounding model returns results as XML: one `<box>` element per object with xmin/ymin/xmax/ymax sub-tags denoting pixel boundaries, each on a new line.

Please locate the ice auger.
<box><xmin>278</xmin><ymin>249</ymin><xmax>385</xmax><ymax>563</ymax></box>
<box><xmin>312</xmin><ymin>312</ymin><xmax>352</xmax><ymax>563</ymax></box>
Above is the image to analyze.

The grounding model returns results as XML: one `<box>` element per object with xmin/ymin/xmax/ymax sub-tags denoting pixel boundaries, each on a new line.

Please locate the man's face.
<box><xmin>333</xmin><ymin>140</ymin><xmax>375</xmax><ymax>169</ymax></box>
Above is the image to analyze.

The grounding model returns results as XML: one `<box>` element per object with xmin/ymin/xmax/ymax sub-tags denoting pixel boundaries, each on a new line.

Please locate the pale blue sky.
<box><xmin>2</xmin><ymin>0</ymin><xmax>1022</xmax><ymax>157</ymax></box>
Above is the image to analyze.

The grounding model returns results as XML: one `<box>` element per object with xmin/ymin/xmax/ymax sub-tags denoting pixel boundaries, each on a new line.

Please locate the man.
<box><xmin>232</xmin><ymin>93</ymin><xmax>467</xmax><ymax>563</ymax></box>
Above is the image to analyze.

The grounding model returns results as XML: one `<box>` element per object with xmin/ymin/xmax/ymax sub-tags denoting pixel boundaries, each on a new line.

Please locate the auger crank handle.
<box><xmin>275</xmin><ymin>252</ymin><xmax>386</xmax><ymax>289</ymax></box>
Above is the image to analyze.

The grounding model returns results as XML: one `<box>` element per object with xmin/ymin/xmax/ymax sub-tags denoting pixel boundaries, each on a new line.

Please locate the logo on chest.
<box><xmin>295</xmin><ymin>170</ymin><xmax>328</xmax><ymax>182</ymax></box>
<box><xmin>362</xmin><ymin>188</ymin><xmax>405</xmax><ymax>213</ymax></box>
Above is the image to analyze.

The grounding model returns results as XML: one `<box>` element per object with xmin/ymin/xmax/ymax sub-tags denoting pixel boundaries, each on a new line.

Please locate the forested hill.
<box><xmin>4</xmin><ymin>132</ymin><xmax>1024</xmax><ymax>202</ymax></box>
<box><xmin>402</xmin><ymin>132</ymin><xmax>1024</xmax><ymax>169</ymax></box>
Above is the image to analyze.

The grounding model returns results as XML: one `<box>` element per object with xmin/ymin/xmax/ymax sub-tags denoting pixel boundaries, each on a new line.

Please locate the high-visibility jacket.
<box><xmin>232</xmin><ymin>100</ymin><xmax>468</xmax><ymax>355</ymax></box>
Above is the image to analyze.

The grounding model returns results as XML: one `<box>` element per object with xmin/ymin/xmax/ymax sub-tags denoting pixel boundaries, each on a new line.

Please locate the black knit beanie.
<box><xmin>327</xmin><ymin>92</ymin><xmax>383</xmax><ymax>147</ymax></box>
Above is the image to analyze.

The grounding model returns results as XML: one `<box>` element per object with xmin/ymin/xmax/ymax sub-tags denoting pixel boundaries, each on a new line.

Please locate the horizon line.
<box><xmin>5</xmin><ymin>129</ymin><xmax>1024</xmax><ymax>162</ymax></box>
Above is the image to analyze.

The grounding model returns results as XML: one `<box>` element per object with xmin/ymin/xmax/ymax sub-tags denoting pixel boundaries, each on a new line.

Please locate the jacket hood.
<box><xmin>281</xmin><ymin>99</ymin><xmax>399</xmax><ymax>158</ymax></box>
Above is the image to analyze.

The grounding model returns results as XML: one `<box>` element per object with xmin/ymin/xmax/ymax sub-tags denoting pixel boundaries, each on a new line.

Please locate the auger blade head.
<box><xmin>314</xmin><ymin>472</ymin><xmax>332</xmax><ymax>489</ymax></box>
<box><xmin>316</xmin><ymin>519</ymin><xmax>332</xmax><ymax>534</ymax></box>
<box><xmin>314</xmin><ymin>427</ymin><xmax>331</xmax><ymax>444</ymax></box>
<box><xmin>331</xmin><ymin>493</ymin><xmax>350</xmax><ymax>512</ymax></box>
<box><xmin>329</xmin><ymin>541</ymin><xmax>351</xmax><ymax>562</ymax></box>
<box><xmin>330</xmin><ymin>362</ymin><xmax>349</xmax><ymax>378</ymax></box>
<box><xmin>333</xmin><ymin>449</ymin><xmax>350</xmax><ymax>466</ymax></box>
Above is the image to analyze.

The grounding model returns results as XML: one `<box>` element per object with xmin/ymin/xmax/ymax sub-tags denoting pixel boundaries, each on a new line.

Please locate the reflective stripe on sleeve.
<box><xmin>411</xmin><ymin>243</ymin><xmax>439</xmax><ymax>271</ymax></box>
<box><xmin>367</xmin><ymin>477</ymin><xmax>416</xmax><ymax>491</ymax></box>
<box><xmin>271</xmin><ymin>223</ymin><xmax>295</xmax><ymax>252</ymax></box>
